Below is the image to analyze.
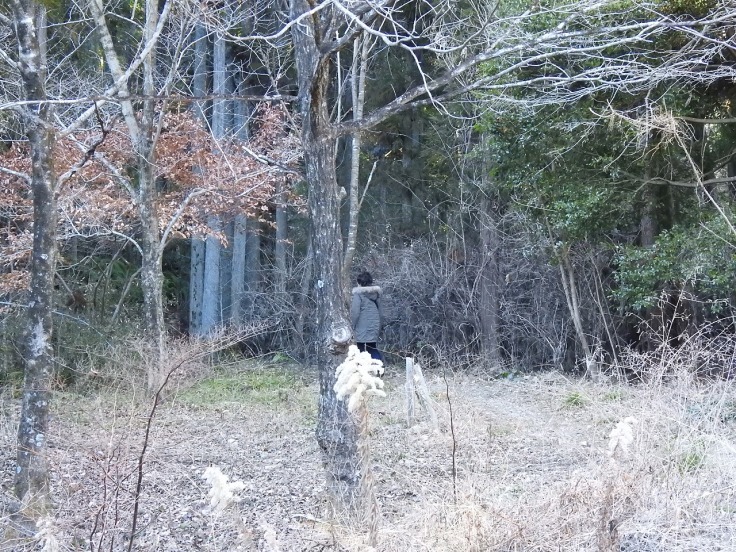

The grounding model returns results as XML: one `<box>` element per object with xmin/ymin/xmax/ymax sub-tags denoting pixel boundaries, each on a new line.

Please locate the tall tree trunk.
<box><xmin>138</xmin><ymin>175</ymin><xmax>165</xmax><ymax>366</ymax></box>
<box><xmin>275</xmin><ymin>180</ymin><xmax>288</xmax><ymax>294</ymax></box>
<box><xmin>244</xmin><ymin>217</ymin><xmax>261</xmax><ymax>316</ymax></box>
<box><xmin>400</xmin><ymin>107</ymin><xmax>421</xmax><ymax>233</ymax></box>
<box><xmin>342</xmin><ymin>36</ymin><xmax>369</xmax><ymax>286</ymax></box>
<box><xmin>193</xmin><ymin>23</ymin><xmax>208</xmax><ymax>122</ymax></box>
<box><xmin>640</xmin><ymin>181</ymin><xmax>658</xmax><ymax>351</ymax></box>
<box><xmin>230</xmin><ymin>215</ymin><xmax>247</xmax><ymax>325</ymax></box>
<box><xmin>291</xmin><ymin>0</ymin><xmax>359</xmax><ymax>509</ymax></box>
<box><xmin>137</xmin><ymin>0</ymin><xmax>165</xmax><ymax>370</ymax></box>
<box><xmin>12</xmin><ymin>0</ymin><xmax>57</xmax><ymax>518</ymax></box>
<box><xmin>213</xmin><ymin>31</ymin><xmax>229</xmax><ymax>138</ymax></box>
<box><xmin>202</xmin><ymin>217</ymin><xmax>222</xmax><ymax>333</ymax></box>
<box><xmin>558</xmin><ymin>247</ymin><xmax>594</xmax><ymax>371</ymax></box>
<box><xmin>478</xmin><ymin>196</ymin><xmax>502</xmax><ymax>367</ymax></box>
<box><xmin>296</xmin><ymin>240</ymin><xmax>313</xmax><ymax>352</ymax></box>
<box><xmin>234</xmin><ymin>74</ymin><xmax>252</xmax><ymax>140</ymax></box>
<box><xmin>189</xmin><ymin>24</ymin><xmax>208</xmax><ymax>334</ymax></box>
<box><xmin>89</xmin><ymin>0</ymin><xmax>168</xmax><ymax>368</ymax></box>
<box><xmin>640</xmin><ymin>183</ymin><xmax>657</xmax><ymax>248</ymax></box>
<box><xmin>189</xmin><ymin>237</ymin><xmax>205</xmax><ymax>334</ymax></box>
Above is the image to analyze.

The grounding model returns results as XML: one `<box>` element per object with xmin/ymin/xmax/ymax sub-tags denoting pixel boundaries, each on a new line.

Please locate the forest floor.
<box><xmin>2</xmin><ymin>356</ymin><xmax>736</xmax><ymax>551</ymax></box>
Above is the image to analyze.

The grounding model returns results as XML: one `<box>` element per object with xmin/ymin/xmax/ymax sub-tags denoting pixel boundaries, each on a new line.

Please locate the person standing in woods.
<box><xmin>351</xmin><ymin>270</ymin><xmax>384</xmax><ymax>363</ymax></box>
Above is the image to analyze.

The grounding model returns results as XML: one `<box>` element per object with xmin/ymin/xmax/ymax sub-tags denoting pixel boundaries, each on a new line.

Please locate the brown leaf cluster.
<box><xmin>0</xmin><ymin>103</ymin><xmax>302</xmax><ymax>294</ymax></box>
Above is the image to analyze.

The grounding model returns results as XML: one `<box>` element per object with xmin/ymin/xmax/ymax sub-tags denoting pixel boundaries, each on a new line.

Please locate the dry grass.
<box><xmin>1</xmin><ymin>345</ymin><xmax>736</xmax><ymax>551</ymax></box>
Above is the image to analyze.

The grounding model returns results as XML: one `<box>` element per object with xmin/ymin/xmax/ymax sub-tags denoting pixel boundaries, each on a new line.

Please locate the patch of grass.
<box><xmin>269</xmin><ymin>352</ymin><xmax>292</xmax><ymax>364</ymax></box>
<box><xmin>602</xmin><ymin>389</ymin><xmax>624</xmax><ymax>402</ymax></box>
<box><xmin>177</xmin><ymin>368</ymin><xmax>303</xmax><ymax>406</ymax></box>
<box><xmin>678</xmin><ymin>443</ymin><xmax>706</xmax><ymax>474</ymax></box>
<box><xmin>562</xmin><ymin>391</ymin><xmax>587</xmax><ymax>408</ymax></box>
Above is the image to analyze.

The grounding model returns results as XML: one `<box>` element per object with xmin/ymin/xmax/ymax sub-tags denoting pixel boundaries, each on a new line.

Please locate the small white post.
<box><xmin>405</xmin><ymin>357</ymin><xmax>438</xmax><ymax>432</ymax></box>
<box><xmin>405</xmin><ymin>357</ymin><xmax>416</xmax><ymax>428</ymax></box>
<box><xmin>413</xmin><ymin>362</ymin><xmax>439</xmax><ymax>432</ymax></box>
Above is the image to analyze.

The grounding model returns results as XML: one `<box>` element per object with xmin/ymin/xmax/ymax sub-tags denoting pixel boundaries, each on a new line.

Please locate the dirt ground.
<box><xmin>2</xmin><ymin>360</ymin><xmax>736</xmax><ymax>551</ymax></box>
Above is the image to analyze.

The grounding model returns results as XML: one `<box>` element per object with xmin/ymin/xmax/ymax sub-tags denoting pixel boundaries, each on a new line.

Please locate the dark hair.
<box><xmin>356</xmin><ymin>270</ymin><xmax>373</xmax><ymax>287</ymax></box>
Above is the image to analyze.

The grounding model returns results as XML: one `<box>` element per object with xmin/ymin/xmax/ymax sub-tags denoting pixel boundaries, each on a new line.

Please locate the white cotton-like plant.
<box><xmin>260</xmin><ymin>521</ymin><xmax>282</xmax><ymax>552</ymax></box>
<box><xmin>203</xmin><ymin>466</ymin><xmax>246</xmax><ymax>514</ymax></box>
<box><xmin>35</xmin><ymin>517</ymin><xmax>60</xmax><ymax>552</ymax></box>
<box><xmin>335</xmin><ymin>345</ymin><xmax>386</xmax><ymax>412</ymax></box>
<box><xmin>607</xmin><ymin>416</ymin><xmax>638</xmax><ymax>459</ymax></box>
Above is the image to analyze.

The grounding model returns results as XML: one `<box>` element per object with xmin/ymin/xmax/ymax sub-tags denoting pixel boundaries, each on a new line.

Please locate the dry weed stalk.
<box><xmin>597</xmin><ymin>416</ymin><xmax>638</xmax><ymax>551</ymax></box>
<box><xmin>334</xmin><ymin>345</ymin><xmax>385</xmax><ymax>547</ymax></box>
<box><xmin>82</xmin><ymin>328</ymin><xmax>260</xmax><ymax>551</ymax></box>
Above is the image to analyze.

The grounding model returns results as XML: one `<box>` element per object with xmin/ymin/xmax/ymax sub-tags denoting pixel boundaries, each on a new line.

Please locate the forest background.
<box><xmin>2</xmin><ymin>0</ymin><xmax>736</xmax><ymax>546</ymax></box>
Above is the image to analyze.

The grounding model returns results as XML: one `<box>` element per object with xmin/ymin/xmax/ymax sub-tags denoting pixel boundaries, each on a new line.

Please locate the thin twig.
<box><xmin>441</xmin><ymin>364</ymin><xmax>457</xmax><ymax>504</ymax></box>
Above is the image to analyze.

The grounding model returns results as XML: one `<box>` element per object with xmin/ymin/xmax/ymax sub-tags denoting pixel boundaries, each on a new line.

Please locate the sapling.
<box><xmin>334</xmin><ymin>345</ymin><xmax>386</xmax><ymax>547</ymax></box>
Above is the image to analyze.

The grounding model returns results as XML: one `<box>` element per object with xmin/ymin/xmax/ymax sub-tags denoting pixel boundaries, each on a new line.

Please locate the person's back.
<box><xmin>351</xmin><ymin>270</ymin><xmax>383</xmax><ymax>361</ymax></box>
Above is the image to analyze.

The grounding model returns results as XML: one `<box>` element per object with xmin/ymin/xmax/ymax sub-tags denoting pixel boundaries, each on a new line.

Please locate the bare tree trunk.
<box><xmin>89</xmin><ymin>0</ymin><xmax>169</xmax><ymax>367</ymax></box>
<box><xmin>558</xmin><ymin>247</ymin><xmax>594</xmax><ymax>370</ymax></box>
<box><xmin>137</xmin><ymin>0</ymin><xmax>165</xmax><ymax>365</ymax></box>
<box><xmin>291</xmin><ymin>0</ymin><xmax>359</xmax><ymax>509</ymax></box>
<box><xmin>400</xmin><ymin>108</ymin><xmax>421</xmax><ymax>233</ymax></box>
<box><xmin>296</xmin><ymin>240</ymin><xmax>313</xmax><ymax>351</ymax></box>
<box><xmin>275</xmin><ymin>180</ymin><xmax>288</xmax><ymax>294</ymax></box>
<box><xmin>11</xmin><ymin>0</ymin><xmax>57</xmax><ymax>517</ymax></box>
<box><xmin>343</xmin><ymin>36</ymin><xmax>369</xmax><ymax>286</ymax></box>
<box><xmin>202</xmin><ymin>217</ymin><xmax>222</xmax><ymax>333</ymax></box>
<box><xmin>244</xmin><ymin>217</ymin><xmax>261</xmax><ymax>315</ymax></box>
<box><xmin>193</xmin><ymin>23</ymin><xmax>208</xmax><ymax>122</ymax></box>
<box><xmin>138</xmin><ymin>180</ymin><xmax>165</xmax><ymax>361</ymax></box>
<box><xmin>213</xmin><ymin>31</ymin><xmax>228</xmax><ymax>138</ymax></box>
<box><xmin>640</xmin><ymin>181</ymin><xmax>658</xmax><ymax>351</ymax></box>
<box><xmin>189</xmin><ymin>237</ymin><xmax>205</xmax><ymax>334</ymax></box>
<box><xmin>479</xmin><ymin>196</ymin><xmax>502</xmax><ymax>366</ymax></box>
<box><xmin>230</xmin><ymin>215</ymin><xmax>247</xmax><ymax>325</ymax></box>
<box><xmin>640</xmin><ymin>183</ymin><xmax>657</xmax><ymax>248</ymax></box>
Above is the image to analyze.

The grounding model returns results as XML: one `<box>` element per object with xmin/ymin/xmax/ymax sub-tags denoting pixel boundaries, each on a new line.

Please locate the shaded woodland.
<box><xmin>3</xmin><ymin>0</ymin><xmax>736</xmax><ymax>534</ymax></box>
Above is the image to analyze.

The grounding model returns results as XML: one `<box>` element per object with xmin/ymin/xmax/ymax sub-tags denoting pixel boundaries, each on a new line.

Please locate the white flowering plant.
<box><xmin>607</xmin><ymin>416</ymin><xmax>638</xmax><ymax>460</ymax></box>
<box><xmin>334</xmin><ymin>345</ymin><xmax>386</xmax><ymax>412</ymax></box>
<box><xmin>202</xmin><ymin>466</ymin><xmax>246</xmax><ymax>514</ymax></box>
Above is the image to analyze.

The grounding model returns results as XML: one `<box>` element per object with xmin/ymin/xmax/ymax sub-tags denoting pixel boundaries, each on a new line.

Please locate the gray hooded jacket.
<box><xmin>351</xmin><ymin>285</ymin><xmax>382</xmax><ymax>342</ymax></box>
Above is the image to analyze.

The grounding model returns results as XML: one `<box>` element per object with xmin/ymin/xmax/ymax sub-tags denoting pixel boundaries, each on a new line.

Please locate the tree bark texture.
<box><xmin>193</xmin><ymin>24</ymin><xmax>208</xmax><ymax>122</ymax></box>
<box><xmin>275</xmin><ymin>181</ymin><xmax>288</xmax><ymax>294</ymax></box>
<box><xmin>202</xmin><ymin>217</ymin><xmax>222</xmax><ymax>333</ymax></box>
<box><xmin>137</xmin><ymin>0</ymin><xmax>165</xmax><ymax>366</ymax></box>
<box><xmin>230</xmin><ymin>215</ymin><xmax>247</xmax><ymax>325</ymax></box>
<box><xmin>343</xmin><ymin>36</ymin><xmax>369</xmax><ymax>289</ymax></box>
<box><xmin>290</xmin><ymin>0</ymin><xmax>360</xmax><ymax>509</ymax></box>
<box><xmin>479</xmin><ymin>197</ymin><xmax>502</xmax><ymax>366</ymax></box>
<box><xmin>189</xmin><ymin>237</ymin><xmax>205</xmax><ymax>334</ymax></box>
<box><xmin>11</xmin><ymin>0</ymin><xmax>57</xmax><ymax>516</ymax></box>
<box><xmin>212</xmin><ymin>31</ymin><xmax>230</xmax><ymax>139</ymax></box>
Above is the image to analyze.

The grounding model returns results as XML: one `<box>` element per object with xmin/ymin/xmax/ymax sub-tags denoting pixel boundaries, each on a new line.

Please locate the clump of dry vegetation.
<box><xmin>1</xmin><ymin>340</ymin><xmax>735</xmax><ymax>551</ymax></box>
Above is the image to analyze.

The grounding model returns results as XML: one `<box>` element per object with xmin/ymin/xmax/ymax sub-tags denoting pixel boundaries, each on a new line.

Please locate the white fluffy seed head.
<box><xmin>607</xmin><ymin>416</ymin><xmax>638</xmax><ymax>459</ymax></box>
<box><xmin>203</xmin><ymin>466</ymin><xmax>246</xmax><ymax>514</ymax></box>
<box><xmin>335</xmin><ymin>345</ymin><xmax>386</xmax><ymax>412</ymax></box>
